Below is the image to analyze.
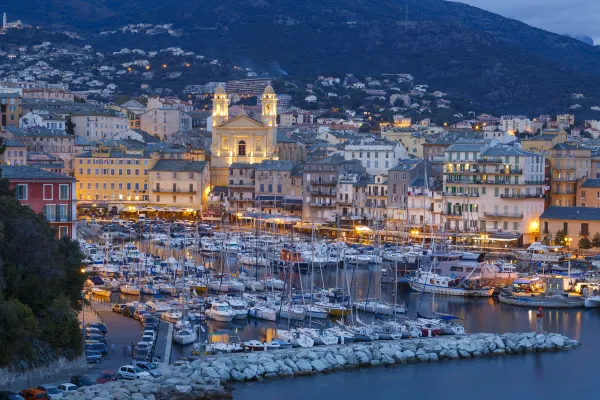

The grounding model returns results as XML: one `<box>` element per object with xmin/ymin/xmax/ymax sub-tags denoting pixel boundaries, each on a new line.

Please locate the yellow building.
<box><xmin>520</xmin><ymin>130</ymin><xmax>567</xmax><ymax>154</ymax></box>
<box><xmin>382</xmin><ymin>129</ymin><xmax>425</xmax><ymax>158</ymax></box>
<box><xmin>210</xmin><ymin>85</ymin><xmax>278</xmax><ymax>186</ymax></box>
<box><xmin>75</xmin><ymin>145</ymin><xmax>151</xmax><ymax>211</ymax></box>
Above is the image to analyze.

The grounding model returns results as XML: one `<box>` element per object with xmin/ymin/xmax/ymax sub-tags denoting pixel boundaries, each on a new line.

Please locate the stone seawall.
<box><xmin>0</xmin><ymin>356</ymin><xmax>88</xmax><ymax>391</ymax></box>
<box><xmin>60</xmin><ymin>332</ymin><xmax>580</xmax><ymax>400</ymax></box>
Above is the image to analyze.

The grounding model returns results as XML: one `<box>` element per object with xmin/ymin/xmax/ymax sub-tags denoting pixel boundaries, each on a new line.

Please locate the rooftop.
<box><xmin>1</xmin><ymin>165</ymin><xmax>73</xmax><ymax>180</ymax></box>
<box><xmin>580</xmin><ymin>179</ymin><xmax>600</xmax><ymax>188</ymax></box>
<box><xmin>256</xmin><ymin>160</ymin><xmax>296</xmax><ymax>171</ymax></box>
<box><xmin>150</xmin><ymin>160</ymin><xmax>207</xmax><ymax>173</ymax></box>
<box><xmin>540</xmin><ymin>206</ymin><xmax>600</xmax><ymax>221</ymax></box>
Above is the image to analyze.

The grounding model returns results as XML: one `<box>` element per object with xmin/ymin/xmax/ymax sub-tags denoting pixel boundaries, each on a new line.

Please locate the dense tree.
<box><xmin>65</xmin><ymin>116</ymin><xmax>76</xmax><ymax>135</ymax></box>
<box><xmin>0</xmin><ymin>162</ymin><xmax>84</xmax><ymax>367</ymax></box>
<box><xmin>592</xmin><ymin>232</ymin><xmax>600</xmax><ymax>251</ymax></box>
<box><xmin>554</xmin><ymin>229</ymin><xmax>568</xmax><ymax>246</ymax></box>
<box><xmin>578</xmin><ymin>237</ymin><xmax>592</xmax><ymax>251</ymax></box>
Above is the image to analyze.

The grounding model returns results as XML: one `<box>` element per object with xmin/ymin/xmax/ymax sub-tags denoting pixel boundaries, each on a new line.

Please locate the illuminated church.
<box><xmin>210</xmin><ymin>85</ymin><xmax>278</xmax><ymax>186</ymax></box>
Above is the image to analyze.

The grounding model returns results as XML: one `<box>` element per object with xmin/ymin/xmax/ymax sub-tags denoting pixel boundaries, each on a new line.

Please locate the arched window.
<box><xmin>238</xmin><ymin>140</ymin><xmax>246</xmax><ymax>156</ymax></box>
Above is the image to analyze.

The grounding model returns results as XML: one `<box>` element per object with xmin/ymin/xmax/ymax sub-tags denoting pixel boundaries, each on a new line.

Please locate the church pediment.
<box><xmin>217</xmin><ymin>115</ymin><xmax>265</xmax><ymax>129</ymax></box>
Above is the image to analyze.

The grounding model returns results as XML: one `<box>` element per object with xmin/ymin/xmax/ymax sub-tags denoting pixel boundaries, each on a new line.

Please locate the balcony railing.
<box><xmin>500</xmin><ymin>193</ymin><xmax>546</xmax><ymax>199</ymax></box>
<box><xmin>487</xmin><ymin>168</ymin><xmax>523</xmax><ymax>175</ymax></box>
<box><xmin>441</xmin><ymin>211</ymin><xmax>463</xmax><ymax>217</ymax></box>
<box><xmin>477</xmin><ymin>158</ymin><xmax>503</xmax><ymax>164</ymax></box>
<box><xmin>309</xmin><ymin>202</ymin><xmax>335</xmax><ymax>208</ymax></box>
<box><xmin>310</xmin><ymin>179</ymin><xmax>337</xmax><ymax>185</ymax></box>
<box><xmin>444</xmin><ymin>168</ymin><xmax>480</xmax><ymax>174</ymax></box>
<box><xmin>154</xmin><ymin>188</ymin><xmax>197</xmax><ymax>194</ymax></box>
<box><xmin>580</xmin><ymin>231</ymin><xmax>590</xmax><ymax>236</ymax></box>
<box><xmin>552</xmin><ymin>191</ymin><xmax>575</xmax><ymax>196</ymax></box>
<box><xmin>229</xmin><ymin>183</ymin><xmax>255</xmax><ymax>189</ymax></box>
<box><xmin>45</xmin><ymin>212</ymin><xmax>72</xmax><ymax>222</ymax></box>
<box><xmin>311</xmin><ymin>191</ymin><xmax>337</xmax><ymax>196</ymax></box>
<box><xmin>338</xmin><ymin>201</ymin><xmax>353</xmax><ymax>206</ymax></box>
<box><xmin>442</xmin><ymin>191</ymin><xmax>479</xmax><ymax>197</ymax></box>
<box><xmin>484</xmin><ymin>212</ymin><xmax>523</xmax><ymax>219</ymax></box>
<box><xmin>552</xmin><ymin>178</ymin><xmax>576</xmax><ymax>182</ymax></box>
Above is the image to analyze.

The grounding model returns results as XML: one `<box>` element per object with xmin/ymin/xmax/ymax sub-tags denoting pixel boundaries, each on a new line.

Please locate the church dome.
<box><xmin>263</xmin><ymin>84</ymin><xmax>275</xmax><ymax>95</ymax></box>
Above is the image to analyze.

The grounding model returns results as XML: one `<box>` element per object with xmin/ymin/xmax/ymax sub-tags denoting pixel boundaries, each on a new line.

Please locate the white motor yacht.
<box><xmin>161</xmin><ymin>309</ymin><xmax>183</xmax><ymax>323</ymax></box>
<box><xmin>226</xmin><ymin>299</ymin><xmax>249</xmax><ymax>320</ymax></box>
<box><xmin>247</xmin><ymin>306</ymin><xmax>277</xmax><ymax>321</ymax></box>
<box><xmin>120</xmin><ymin>284</ymin><xmax>141</xmax><ymax>296</ymax></box>
<box><xmin>172</xmin><ymin>328</ymin><xmax>198</xmax><ymax>345</ymax></box>
<box><xmin>206</xmin><ymin>302</ymin><xmax>235</xmax><ymax>322</ymax></box>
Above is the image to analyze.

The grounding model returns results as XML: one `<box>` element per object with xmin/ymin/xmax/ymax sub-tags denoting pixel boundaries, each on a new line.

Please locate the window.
<box><xmin>173</xmin><ymin>196</ymin><xmax>177</xmax><ymax>203</ymax></box>
<box><xmin>156</xmin><ymin>195</ymin><xmax>160</xmax><ymax>202</ymax></box>
<box><xmin>277</xmin><ymin>184</ymin><xmax>282</xmax><ymax>193</ymax></box>
<box><xmin>260</xmin><ymin>184</ymin><xmax>265</xmax><ymax>192</ymax></box>
<box><xmin>59</xmin><ymin>226</ymin><xmax>69</xmax><ymax>239</ymax></box>
<box><xmin>15</xmin><ymin>184</ymin><xmax>27</xmax><ymax>200</ymax></box>
<box><xmin>268</xmin><ymin>184</ymin><xmax>273</xmax><ymax>193</ymax></box>
<box><xmin>494</xmin><ymin>187</ymin><xmax>499</xmax><ymax>197</ymax></box>
<box><xmin>59</xmin><ymin>184</ymin><xmax>69</xmax><ymax>200</ymax></box>
<box><xmin>43</xmin><ymin>184</ymin><xmax>53</xmax><ymax>200</ymax></box>
<box><xmin>238</xmin><ymin>140</ymin><xmax>246</xmax><ymax>156</ymax></box>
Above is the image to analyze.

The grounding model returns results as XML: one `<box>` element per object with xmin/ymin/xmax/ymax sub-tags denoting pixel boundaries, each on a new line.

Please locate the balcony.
<box><xmin>553</xmin><ymin>166</ymin><xmax>576</xmax><ymax>172</ymax></box>
<box><xmin>45</xmin><ymin>212</ymin><xmax>73</xmax><ymax>222</ymax></box>
<box><xmin>484</xmin><ymin>212</ymin><xmax>523</xmax><ymax>219</ymax></box>
<box><xmin>442</xmin><ymin>211</ymin><xmax>463</xmax><ymax>218</ymax></box>
<box><xmin>500</xmin><ymin>193</ymin><xmax>546</xmax><ymax>199</ymax></box>
<box><xmin>338</xmin><ymin>201</ymin><xmax>353</xmax><ymax>206</ymax></box>
<box><xmin>309</xmin><ymin>202</ymin><xmax>335</xmax><ymax>208</ymax></box>
<box><xmin>580</xmin><ymin>231</ymin><xmax>590</xmax><ymax>236</ymax></box>
<box><xmin>487</xmin><ymin>168</ymin><xmax>523</xmax><ymax>175</ymax></box>
<box><xmin>310</xmin><ymin>179</ymin><xmax>337</xmax><ymax>186</ymax></box>
<box><xmin>442</xmin><ymin>191</ymin><xmax>479</xmax><ymax>197</ymax></box>
<box><xmin>311</xmin><ymin>190</ymin><xmax>337</xmax><ymax>196</ymax></box>
<box><xmin>229</xmin><ymin>182</ymin><xmax>255</xmax><ymax>189</ymax></box>
<box><xmin>552</xmin><ymin>178</ymin><xmax>576</xmax><ymax>182</ymax></box>
<box><xmin>154</xmin><ymin>188</ymin><xmax>197</xmax><ymax>194</ymax></box>
<box><xmin>477</xmin><ymin>158</ymin><xmax>503</xmax><ymax>164</ymax></box>
<box><xmin>552</xmin><ymin>191</ymin><xmax>575</xmax><ymax>196</ymax></box>
<box><xmin>445</xmin><ymin>167</ymin><xmax>480</xmax><ymax>174</ymax></box>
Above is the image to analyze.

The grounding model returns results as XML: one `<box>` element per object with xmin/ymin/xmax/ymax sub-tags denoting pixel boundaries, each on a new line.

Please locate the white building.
<box><xmin>20</xmin><ymin>111</ymin><xmax>66</xmax><ymax>131</ymax></box>
<box><xmin>71</xmin><ymin>113</ymin><xmax>129</xmax><ymax>140</ymax></box>
<box><xmin>343</xmin><ymin>137</ymin><xmax>408</xmax><ymax>175</ymax></box>
<box><xmin>442</xmin><ymin>142</ymin><xmax>546</xmax><ymax>244</ymax></box>
<box><xmin>140</xmin><ymin>108</ymin><xmax>192</xmax><ymax>140</ymax></box>
<box><xmin>500</xmin><ymin>115</ymin><xmax>533</xmax><ymax>134</ymax></box>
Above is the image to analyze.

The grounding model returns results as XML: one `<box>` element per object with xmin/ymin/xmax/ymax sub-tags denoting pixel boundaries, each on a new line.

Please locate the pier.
<box><xmin>64</xmin><ymin>332</ymin><xmax>580</xmax><ymax>399</ymax></box>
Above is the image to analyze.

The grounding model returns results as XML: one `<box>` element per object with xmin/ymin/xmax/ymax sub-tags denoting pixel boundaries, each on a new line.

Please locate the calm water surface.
<box><xmin>100</xmin><ymin>238</ymin><xmax>599</xmax><ymax>399</ymax></box>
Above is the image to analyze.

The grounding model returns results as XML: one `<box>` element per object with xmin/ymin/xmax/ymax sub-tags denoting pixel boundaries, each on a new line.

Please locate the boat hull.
<box><xmin>409</xmin><ymin>281</ymin><xmax>494</xmax><ymax>297</ymax></box>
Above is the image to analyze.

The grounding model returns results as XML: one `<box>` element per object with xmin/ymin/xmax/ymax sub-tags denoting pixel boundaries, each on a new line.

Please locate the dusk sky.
<box><xmin>457</xmin><ymin>0</ymin><xmax>600</xmax><ymax>43</ymax></box>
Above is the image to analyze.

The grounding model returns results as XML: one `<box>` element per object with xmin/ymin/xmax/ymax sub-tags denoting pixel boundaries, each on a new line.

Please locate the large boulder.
<box><xmin>175</xmin><ymin>385</ymin><xmax>192</xmax><ymax>394</ymax></box>
<box><xmin>242</xmin><ymin>367</ymin><xmax>256</xmax><ymax>381</ymax></box>
<box><xmin>494</xmin><ymin>337</ymin><xmax>505</xmax><ymax>349</ymax></box>
<box><xmin>296</xmin><ymin>359</ymin><xmax>313</xmax><ymax>372</ymax></box>
<box><xmin>394</xmin><ymin>351</ymin><xmax>408</xmax><ymax>365</ymax></box>
<box><xmin>311</xmin><ymin>360</ymin><xmax>327</xmax><ymax>372</ymax></box>
<box><xmin>231</xmin><ymin>369</ymin><xmax>245</xmax><ymax>382</ymax></box>
<box><xmin>355</xmin><ymin>351</ymin><xmax>371</xmax><ymax>365</ymax></box>
<box><xmin>447</xmin><ymin>349</ymin><xmax>460</xmax><ymax>360</ymax></box>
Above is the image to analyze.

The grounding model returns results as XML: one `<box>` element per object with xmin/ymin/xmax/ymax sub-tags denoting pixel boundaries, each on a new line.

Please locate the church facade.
<box><xmin>210</xmin><ymin>85</ymin><xmax>279</xmax><ymax>186</ymax></box>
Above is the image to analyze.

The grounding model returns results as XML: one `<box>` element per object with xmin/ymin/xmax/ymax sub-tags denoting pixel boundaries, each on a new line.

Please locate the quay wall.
<box><xmin>58</xmin><ymin>331</ymin><xmax>580</xmax><ymax>400</ymax></box>
<box><xmin>0</xmin><ymin>356</ymin><xmax>88</xmax><ymax>391</ymax></box>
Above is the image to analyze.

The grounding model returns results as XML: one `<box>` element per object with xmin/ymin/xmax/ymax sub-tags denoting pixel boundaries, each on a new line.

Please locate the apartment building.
<box><xmin>343</xmin><ymin>137</ymin><xmax>407</xmax><ymax>175</ymax></box>
<box><xmin>279</xmin><ymin>110</ymin><xmax>316</xmax><ymax>127</ymax></box>
<box><xmin>386</xmin><ymin>159</ymin><xmax>430</xmax><ymax>228</ymax></box>
<box><xmin>4</xmin><ymin>126</ymin><xmax>76</xmax><ymax>176</ymax></box>
<box><xmin>148</xmin><ymin>160</ymin><xmax>209</xmax><ymax>211</ymax></box>
<box><xmin>549</xmin><ymin>143</ymin><xmax>591</xmax><ymax>207</ymax></box>
<box><xmin>71</xmin><ymin>112</ymin><xmax>129</xmax><ymax>140</ymax></box>
<box><xmin>0</xmin><ymin>140</ymin><xmax>27</xmax><ymax>165</ymax></box>
<box><xmin>365</xmin><ymin>175</ymin><xmax>388</xmax><ymax>224</ymax></box>
<box><xmin>140</xmin><ymin>108</ymin><xmax>192</xmax><ymax>140</ymax></box>
<box><xmin>302</xmin><ymin>156</ymin><xmax>364</xmax><ymax>223</ymax></box>
<box><xmin>500</xmin><ymin>115</ymin><xmax>533</xmax><ymax>134</ymax></box>
<box><xmin>577</xmin><ymin>179</ymin><xmax>600</xmax><ymax>208</ymax></box>
<box><xmin>540</xmin><ymin>206</ymin><xmax>600</xmax><ymax>244</ymax></box>
<box><xmin>442</xmin><ymin>143</ymin><xmax>546</xmax><ymax>244</ymax></box>
<box><xmin>22</xmin><ymin>88</ymin><xmax>74</xmax><ymax>102</ymax></box>
<box><xmin>227</xmin><ymin>163</ymin><xmax>257</xmax><ymax>213</ymax></box>
<box><xmin>254</xmin><ymin>160</ymin><xmax>302</xmax><ymax>216</ymax></box>
<box><xmin>75</xmin><ymin>146</ymin><xmax>151</xmax><ymax>210</ymax></box>
<box><xmin>0</xmin><ymin>91</ymin><xmax>22</xmax><ymax>127</ymax></box>
<box><xmin>20</xmin><ymin>111</ymin><xmax>65</xmax><ymax>130</ymax></box>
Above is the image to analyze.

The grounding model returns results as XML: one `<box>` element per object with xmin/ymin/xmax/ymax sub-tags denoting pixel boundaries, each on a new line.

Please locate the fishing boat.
<box><xmin>205</xmin><ymin>302</ymin><xmax>235</xmax><ymax>322</ymax></box>
<box><xmin>172</xmin><ymin>328</ymin><xmax>198</xmax><ymax>345</ymax></box>
<box><xmin>407</xmin><ymin>269</ymin><xmax>495</xmax><ymax>297</ymax></box>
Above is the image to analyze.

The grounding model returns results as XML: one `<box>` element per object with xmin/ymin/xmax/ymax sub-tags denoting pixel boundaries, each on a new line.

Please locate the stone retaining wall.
<box><xmin>60</xmin><ymin>332</ymin><xmax>580</xmax><ymax>400</ymax></box>
<box><xmin>0</xmin><ymin>356</ymin><xmax>88</xmax><ymax>391</ymax></box>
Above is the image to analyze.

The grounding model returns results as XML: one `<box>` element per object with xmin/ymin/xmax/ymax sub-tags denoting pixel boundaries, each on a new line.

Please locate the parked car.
<box><xmin>133</xmin><ymin>347</ymin><xmax>150</xmax><ymax>361</ymax></box>
<box><xmin>70</xmin><ymin>376</ymin><xmax>94</xmax><ymax>388</ymax></box>
<box><xmin>17</xmin><ymin>389</ymin><xmax>48</xmax><ymax>400</ymax></box>
<box><xmin>0</xmin><ymin>391</ymin><xmax>24</xmax><ymax>400</ymax></box>
<box><xmin>86</xmin><ymin>323</ymin><xmax>107</xmax><ymax>334</ymax></box>
<box><xmin>117</xmin><ymin>365</ymin><xmax>151</xmax><ymax>380</ymax></box>
<box><xmin>143</xmin><ymin>322</ymin><xmax>158</xmax><ymax>332</ymax></box>
<box><xmin>112</xmin><ymin>303</ymin><xmax>127</xmax><ymax>313</ymax></box>
<box><xmin>85</xmin><ymin>334</ymin><xmax>107</xmax><ymax>345</ymax></box>
<box><xmin>95</xmin><ymin>370</ymin><xmax>117</xmax><ymax>384</ymax></box>
<box><xmin>85</xmin><ymin>350</ymin><xmax>103</xmax><ymax>364</ymax></box>
<box><xmin>142</xmin><ymin>316</ymin><xmax>157</xmax><ymax>326</ymax></box>
<box><xmin>141</xmin><ymin>334</ymin><xmax>155</xmax><ymax>345</ymax></box>
<box><xmin>142</xmin><ymin>329</ymin><xmax>156</xmax><ymax>341</ymax></box>
<box><xmin>85</xmin><ymin>342</ymin><xmax>108</xmax><ymax>356</ymax></box>
<box><xmin>36</xmin><ymin>385</ymin><xmax>62</xmax><ymax>400</ymax></box>
<box><xmin>84</xmin><ymin>327</ymin><xmax>103</xmax><ymax>336</ymax></box>
<box><xmin>122</xmin><ymin>306</ymin><xmax>136</xmax><ymax>318</ymax></box>
<box><xmin>56</xmin><ymin>384</ymin><xmax>77</xmax><ymax>394</ymax></box>
<box><xmin>140</xmin><ymin>313</ymin><xmax>155</xmax><ymax>324</ymax></box>
<box><xmin>135</xmin><ymin>361</ymin><xmax>162</xmax><ymax>377</ymax></box>
<box><xmin>133</xmin><ymin>310</ymin><xmax>148</xmax><ymax>321</ymax></box>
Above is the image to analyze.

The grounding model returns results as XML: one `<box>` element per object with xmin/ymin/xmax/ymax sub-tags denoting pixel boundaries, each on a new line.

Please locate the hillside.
<box><xmin>5</xmin><ymin>0</ymin><xmax>600</xmax><ymax>114</ymax></box>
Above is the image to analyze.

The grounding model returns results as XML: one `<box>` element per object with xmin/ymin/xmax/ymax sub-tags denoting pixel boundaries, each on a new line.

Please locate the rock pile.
<box><xmin>61</xmin><ymin>332</ymin><xmax>580</xmax><ymax>400</ymax></box>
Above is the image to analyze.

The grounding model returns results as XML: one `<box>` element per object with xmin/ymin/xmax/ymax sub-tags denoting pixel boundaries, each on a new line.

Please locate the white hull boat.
<box><xmin>247</xmin><ymin>306</ymin><xmax>277</xmax><ymax>322</ymax></box>
<box><xmin>206</xmin><ymin>302</ymin><xmax>235</xmax><ymax>322</ymax></box>
<box><xmin>120</xmin><ymin>285</ymin><xmax>141</xmax><ymax>296</ymax></box>
<box><xmin>585</xmin><ymin>296</ymin><xmax>600</xmax><ymax>308</ymax></box>
<box><xmin>173</xmin><ymin>328</ymin><xmax>198</xmax><ymax>345</ymax></box>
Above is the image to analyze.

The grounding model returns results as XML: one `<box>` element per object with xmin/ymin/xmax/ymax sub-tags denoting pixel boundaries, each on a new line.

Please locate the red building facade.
<box><xmin>3</xmin><ymin>165</ymin><xmax>77</xmax><ymax>239</ymax></box>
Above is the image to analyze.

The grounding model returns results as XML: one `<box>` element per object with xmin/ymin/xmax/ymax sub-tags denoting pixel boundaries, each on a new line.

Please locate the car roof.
<box><xmin>22</xmin><ymin>388</ymin><xmax>44</xmax><ymax>393</ymax></box>
<box><xmin>100</xmin><ymin>370</ymin><xmax>115</xmax><ymax>374</ymax></box>
<box><xmin>121</xmin><ymin>364</ymin><xmax>135</xmax><ymax>368</ymax></box>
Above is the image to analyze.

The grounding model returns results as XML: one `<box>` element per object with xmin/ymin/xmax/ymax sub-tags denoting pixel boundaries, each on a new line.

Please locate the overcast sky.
<box><xmin>456</xmin><ymin>0</ymin><xmax>600</xmax><ymax>43</ymax></box>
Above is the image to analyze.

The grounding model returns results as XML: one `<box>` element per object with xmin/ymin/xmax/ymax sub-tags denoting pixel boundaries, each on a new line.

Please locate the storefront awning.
<box><xmin>255</xmin><ymin>195</ymin><xmax>284</xmax><ymax>201</ymax></box>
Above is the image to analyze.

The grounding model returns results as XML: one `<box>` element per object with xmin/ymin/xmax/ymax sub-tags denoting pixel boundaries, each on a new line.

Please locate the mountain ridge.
<box><xmin>4</xmin><ymin>0</ymin><xmax>600</xmax><ymax>114</ymax></box>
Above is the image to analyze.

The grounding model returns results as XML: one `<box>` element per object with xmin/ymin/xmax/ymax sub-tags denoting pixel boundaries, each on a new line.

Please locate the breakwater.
<box><xmin>60</xmin><ymin>332</ymin><xmax>580</xmax><ymax>400</ymax></box>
